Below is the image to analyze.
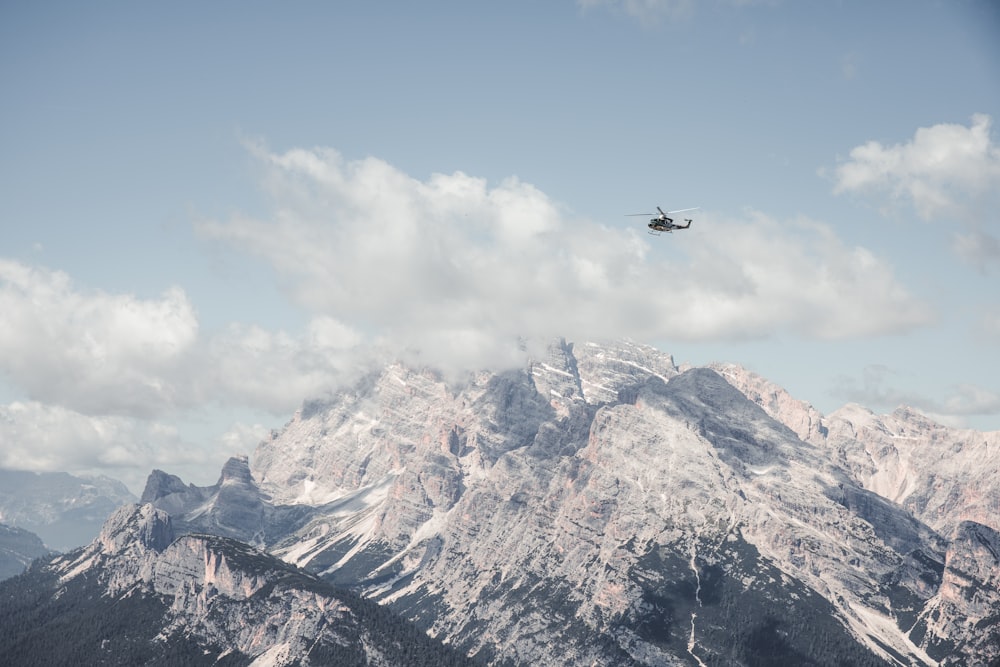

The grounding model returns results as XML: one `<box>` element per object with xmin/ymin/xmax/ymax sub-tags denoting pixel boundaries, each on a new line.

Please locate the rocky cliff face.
<box><xmin>1</xmin><ymin>503</ymin><xmax>474</xmax><ymax>666</ymax></box>
<box><xmin>707</xmin><ymin>364</ymin><xmax>1000</xmax><ymax>540</ymax></box>
<box><xmin>911</xmin><ymin>521</ymin><xmax>1000</xmax><ymax>665</ymax></box>
<box><xmin>819</xmin><ymin>405</ymin><xmax>1000</xmax><ymax>538</ymax></box>
<box><xmin>143</xmin><ymin>339</ymin><xmax>999</xmax><ymax>666</ymax></box>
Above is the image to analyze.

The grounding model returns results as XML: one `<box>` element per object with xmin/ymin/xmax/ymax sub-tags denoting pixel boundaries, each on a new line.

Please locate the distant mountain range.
<box><xmin>3</xmin><ymin>339</ymin><xmax>998</xmax><ymax>665</ymax></box>
<box><xmin>0</xmin><ymin>469</ymin><xmax>136</xmax><ymax>551</ymax></box>
<box><xmin>0</xmin><ymin>523</ymin><xmax>50</xmax><ymax>580</ymax></box>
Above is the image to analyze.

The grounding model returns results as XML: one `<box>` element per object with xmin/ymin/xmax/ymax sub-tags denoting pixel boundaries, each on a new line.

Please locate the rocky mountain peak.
<box><xmin>708</xmin><ymin>361</ymin><xmax>828</xmax><ymax>442</ymax></box>
<box><xmin>217</xmin><ymin>454</ymin><xmax>254</xmax><ymax>487</ymax></box>
<box><xmin>135</xmin><ymin>339</ymin><xmax>1000</xmax><ymax>665</ymax></box>
<box><xmin>139</xmin><ymin>469</ymin><xmax>193</xmax><ymax>504</ymax></box>
<box><xmin>98</xmin><ymin>503</ymin><xmax>174</xmax><ymax>556</ymax></box>
<box><xmin>2</xmin><ymin>503</ymin><xmax>475</xmax><ymax>666</ymax></box>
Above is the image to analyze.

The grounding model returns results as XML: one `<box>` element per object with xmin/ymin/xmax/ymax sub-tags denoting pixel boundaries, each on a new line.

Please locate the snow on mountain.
<box><xmin>139</xmin><ymin>339</ymin><xmax>999</xmax><ymax>665</ymax></box>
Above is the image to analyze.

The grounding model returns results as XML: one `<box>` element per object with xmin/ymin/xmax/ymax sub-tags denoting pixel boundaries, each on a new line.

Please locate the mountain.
<box><xmin>140</xmin><ymin>339</ymin><xmax>999</xmax><ymax>666</ymax></box>
<box><xmin>0</xmin><ymin>502</ymin><xmax>478</xmax><ymax>666</ymax></box>
<box><xmin>0</xmin><ymin>523</ymin><xmax>51</xmax><ymax>580</ymax></box>
<box><xmin>0</xmin><ymin>469</ymin><xmax>137</xmax><ymax>551</ymax></box>
<box><xmin>709</xmin><ymin>362</ymin><xmax>1000</xmax><ymax>539</ymax></box>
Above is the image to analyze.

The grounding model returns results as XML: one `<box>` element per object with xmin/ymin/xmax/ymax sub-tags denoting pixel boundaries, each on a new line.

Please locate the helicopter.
<box><xmin>628</xmin><ymin>206</ymin><xmax>699</xmax><ymax>235</ymax></box>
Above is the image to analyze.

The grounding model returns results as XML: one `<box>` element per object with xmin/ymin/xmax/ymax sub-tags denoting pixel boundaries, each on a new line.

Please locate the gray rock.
<box><xmin>149</xmin><ymin>340</ymin><xmax>999</xmax><ymax>665</ymax></box>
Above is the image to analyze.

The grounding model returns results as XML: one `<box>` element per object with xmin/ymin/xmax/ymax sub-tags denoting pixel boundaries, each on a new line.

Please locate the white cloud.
<box><xmin>199</xmin><ymin>317</ymin><xmax>369</xmax><ymax>415</ymax></box>
<box><xmin>198</xmin><ymin>146</ymin><xmax>932</xmax><ymax>376</ymax></box>
<box><xmin>940</xmin><ymin>384</ymin><xmax>1000</xmax><ymax>417</ymax></box>
<box><xmin>953</xmin><ymin>229</ymin><xmax>1000</xmax><ymax>268</ymax></box>
<box><xmin>0</xmin><ymin>401</ymin><xmax>211</xmax><ymax>494</ymax></box>
<box><xmin>832</xmin><ymin>114</ymin><xmax>1000</xmax><ymax>266</ymax></box>
<box><xmin>218</xmin><ymin>421</ymin><xmax>273</xmax><ymax>457</ymax></box>
<box><xmin>0</xmin><ymin>259</ymin><xmax>366</xmax><ymax>419</ymax></box>
<box><xmin>0</xmin><ymin>260</ymin><xmax>199</xmax><ymax>418</ymax></box>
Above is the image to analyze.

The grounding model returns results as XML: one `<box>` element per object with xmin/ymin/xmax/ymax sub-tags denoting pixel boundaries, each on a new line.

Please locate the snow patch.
<box><xmin>534</xmin><ymin>363</ymin><xmax>574</xmax><ymax>378</ymax></box>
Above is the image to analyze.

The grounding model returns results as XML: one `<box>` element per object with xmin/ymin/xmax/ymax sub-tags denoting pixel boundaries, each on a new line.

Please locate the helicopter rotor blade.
<box><xmin>666</xmin><ymin>207</ymin><xmax>700</xmax><ymax>214</ymax></box>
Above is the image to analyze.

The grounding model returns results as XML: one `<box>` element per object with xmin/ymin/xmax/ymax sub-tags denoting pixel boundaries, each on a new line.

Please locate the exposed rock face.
<box><xmin>144</xmin><ymin>339</ymin><xmax>998</xmax><ymax>666</ymax></box>
<box><xmin>716</xmin><ymin>363</ymin><xmax>1000</xmax><ymax>539</ymax></box>
<box><xmin>6</xmin><ymin>503</ymin><xmax>474</xmax><ymax>666</ymax></box>
<box><xmin>819</xmin><ymin>405</ymin><xmax>1000</xmax><ymax>537</ymax></box>
<box><xmin>140</xmin><ymin>455</ymin><xmax>312</xmax><ymax>546</ymax></box>
<box><xmin>708</xmin><ymin>361</ymin><xmax>828</xmax><ymax>443</ymax></box>
<box><xmin>912</xmin><ymin>521</ymin><xmax>1000</xmax><ymax>665</ymax></box>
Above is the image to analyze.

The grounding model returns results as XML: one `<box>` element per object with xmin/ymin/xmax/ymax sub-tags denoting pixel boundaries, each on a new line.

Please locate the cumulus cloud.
<box><xmin>200</xmin><ymin>317</ymin><xmax>370</xmax><ymax>415</ymax></box>
<box><xmin>198</xmin><ymin>145</ymin><xmax>932</xmax><ymax>375</ymax></box>
<box><xmin>0</xmin><ymin>260</ymin><xmax>199</xmax><ymax>418</ymax></box>
<box><xmin>0</xmin><ymin>259</ymin><xmax>366</xmax><ymax>419</ymax></box>
<box><xmin>832</xmin><ymin>114</ymin><xmax>1000</xmax><ymax>267</ymax></box>
<box><xmin>0</xmin><ymin>401</ymin><xmax>213</xmax><ymax>493</ymax></box>
<box><xmin>0</xmin><ymin>144</ymin><xmax>944</xmax><ymax>480</ymax></box>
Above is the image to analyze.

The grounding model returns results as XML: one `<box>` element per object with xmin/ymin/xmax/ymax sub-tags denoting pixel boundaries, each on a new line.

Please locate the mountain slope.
<box><xmin>0</xmin><ymin>503</ymin><xmax>478</xmax><ymax>666</ymax></box>
<box><xmin>709</xmin><ymin>363</ymin><xmax>1000</xmax><ymax>538</ymax></box>
<box><xmin>146</xmin><ymin>340</ymin><xmax>998</xmax><ymax>666</ymax></box>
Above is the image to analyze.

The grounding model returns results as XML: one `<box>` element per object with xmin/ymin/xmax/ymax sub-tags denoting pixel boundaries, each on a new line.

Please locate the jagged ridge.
<box><xmin>136</xmin><ymin>339</ymin><xmax>1000</xmax><ymax>666</ymax></box>
<box><xmin>0</xmin><ymin>503</ymin><xmax>478</xmax><ymax>666</ymax></box>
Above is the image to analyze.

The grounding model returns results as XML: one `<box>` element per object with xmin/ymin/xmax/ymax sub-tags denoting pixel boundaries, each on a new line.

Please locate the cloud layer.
<box><xmin>0</xmin><ymin>260</ymin><xmax>356</xmax><ymax>489</ymax></box>
<box><xmin>0</xmin><ymin>143</ymin><xmax>945</xmax><ymax>485</ymax></box>
<box><xmin>0</xmin><ymin>260</ymin><xmax>366</xmax><ymax>420</ymax></box>
<box><xmin>0</xmin><ymin>147</ymin><xmax>934</xmax><ymax>427</ymax></box>
<box><xmin>833</xmin><ymin>113</ymin><xmax>1000</xmax><ymax>267</ymax></box>
<box><xmin>0</xmin><ymin>260</ymin><xmax>198</xmax><ymax>418</ymax></box>
<box><xmin>198</xmin><ymin>144</ymin><xmax>931</xmax><ymax>376</ymax></box>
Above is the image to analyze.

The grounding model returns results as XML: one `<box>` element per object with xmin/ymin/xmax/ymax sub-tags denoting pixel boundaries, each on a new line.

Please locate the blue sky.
<box><xmin>2</xmin><ymin>1</ymin><xmax>998</xmax><ymax>492</ymax></box>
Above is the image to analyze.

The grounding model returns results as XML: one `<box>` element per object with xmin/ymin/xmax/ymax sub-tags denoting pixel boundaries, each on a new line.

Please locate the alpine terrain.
<box><xmin>0</xmin><ymin>503</ymin><xmax>478</xmax><ymax>666</ymax></box>
<box><xmin>5</xmin><ymin>339</ymin><xmax>998</xmax><ymax>665</ymax></box>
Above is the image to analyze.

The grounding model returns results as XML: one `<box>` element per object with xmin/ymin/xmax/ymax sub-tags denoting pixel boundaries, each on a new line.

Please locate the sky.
<box><xmin>1</xmin><ymin>0</ymin><xmax>999</xmax><ymax>494</ymax></box>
